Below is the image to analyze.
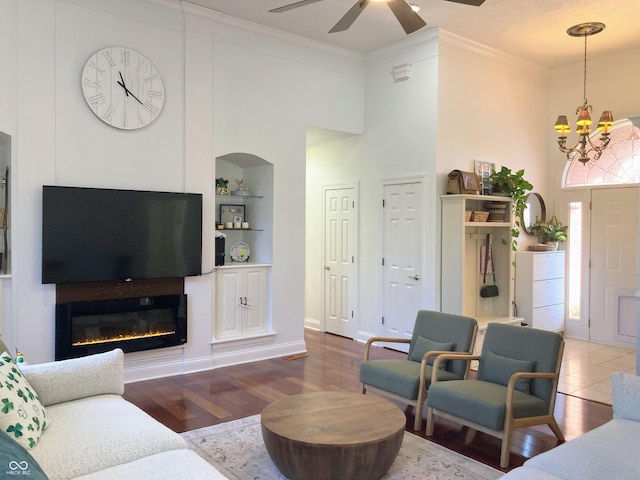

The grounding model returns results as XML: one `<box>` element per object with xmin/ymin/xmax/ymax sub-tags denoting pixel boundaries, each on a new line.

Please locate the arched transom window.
<box><xmin>563</xmin><ymin>118</ymin><xmax>640</xmax><ymax>187</ymax></box>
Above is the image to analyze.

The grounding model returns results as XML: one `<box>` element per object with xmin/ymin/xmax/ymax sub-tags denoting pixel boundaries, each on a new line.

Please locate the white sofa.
<box><xmin>4</xmin><ymin>347</ymin><xmax>227</xmax><ymax>480</ymax></box>
<box><xmin>500</xmin><ymin>371</ymin><xmax>639</xmax><ymax>479</ymax></box>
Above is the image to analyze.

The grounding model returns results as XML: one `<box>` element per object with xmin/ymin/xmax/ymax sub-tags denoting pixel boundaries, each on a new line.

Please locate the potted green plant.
<box><xmin>216</xmin><ymin>177</ymin><xmax>229</xmax><ymax>195</ymax></box>
<box><xmin>532</xmin><ymin>215</ymin><xmax>568</xmax><ymax>250</ymax></box>
<box><xmin>488</xmin><ymin>167</ymin><xmax>533</xmax><ymax>251</ymax></box>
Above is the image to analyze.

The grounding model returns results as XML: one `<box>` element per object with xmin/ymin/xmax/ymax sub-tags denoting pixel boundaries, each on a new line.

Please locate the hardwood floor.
<box><xmin>124</xmin><ymin>329</ymin><xmax>613</xmax><ymax>473</ymax></box>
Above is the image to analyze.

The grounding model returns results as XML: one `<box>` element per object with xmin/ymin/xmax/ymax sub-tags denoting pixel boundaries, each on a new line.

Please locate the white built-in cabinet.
<box><xmin>212</xmin><ymin>153</ymin><xmax>274</xmax><ymax>343</ymax></box>
<box><xmin>441</xmin><ymin>194</ymin><xmax>524</xmax><ymax>358</ymax></box>
<box><xmin>214</xmin><ymin>264</ymin><xmax>269</xmax><ymax>340</ymax></box>
<box><xmin>515</xmin><ymin>251</ymin><xmax>565</xmax><ymax>332</ymax></box>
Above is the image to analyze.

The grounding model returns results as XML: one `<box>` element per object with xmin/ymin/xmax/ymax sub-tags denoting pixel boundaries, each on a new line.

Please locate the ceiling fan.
<box><xmin>269</xmin><ymin>0</ymin><xmax>486</xmax><ymax>35</ymax></box>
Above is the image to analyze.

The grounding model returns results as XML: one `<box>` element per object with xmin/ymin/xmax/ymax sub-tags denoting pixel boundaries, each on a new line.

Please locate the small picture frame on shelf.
<box><xmin>220</xmin><ymin>204</ymin><xmax>245</xmax><ymax>225</ymax></box>
<box><xmin>474</xmin><ymin>160</ymin><xmax>495</xmax><ymax>195</ymax></box>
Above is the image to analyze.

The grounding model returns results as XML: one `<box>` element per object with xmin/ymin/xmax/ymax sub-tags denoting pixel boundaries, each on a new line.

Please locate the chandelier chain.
<box><xmin>583</xmin><ymin>35</ymin><xmax>587</xmax><ymax>105</ymax></box>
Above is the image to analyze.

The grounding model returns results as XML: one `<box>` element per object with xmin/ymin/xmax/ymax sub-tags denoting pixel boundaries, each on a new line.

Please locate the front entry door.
<box><xmin>381</xmin><ymin>180</ymin><xmax>425</xmax><ymax>351</ymax></box>
<box><xmin>589</xmin><ymin>187</ymin><xmax>639</xmax><ymax>344</ymax></box>
<box><xmin>323</xmin><ymin>185</ymin><xmax>357</xmax><ymax>337</ymax></box>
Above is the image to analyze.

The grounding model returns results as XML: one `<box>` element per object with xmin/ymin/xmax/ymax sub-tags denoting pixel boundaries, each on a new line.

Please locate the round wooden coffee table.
<box><xmin>261</xmin><ymin>391</ymin><xmax>405</xmax><ymax>480</ymax></box>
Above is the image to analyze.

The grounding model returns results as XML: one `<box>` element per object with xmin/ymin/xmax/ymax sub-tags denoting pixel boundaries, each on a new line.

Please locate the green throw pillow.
<box><xmin>481</xmin><ymin>350</ymin><xmax>535</xmax><ymax>393</ymax></box>
<box><xmin>0</xmin><ymin>428</ymin><xmax>48</xmax><ymax>479</ymax></box>
<box><xmin>409</xmin><ymin>336</ymin><xmax>454</xmax><ymax>369</ymax></box>
<box><xmin>0</xmin><ymin>351</ymin><xmax>49</xmax><ymax>449</ymax></box>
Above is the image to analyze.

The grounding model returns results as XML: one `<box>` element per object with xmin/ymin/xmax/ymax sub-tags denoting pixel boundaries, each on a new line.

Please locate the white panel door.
<box><xmin>590</xmin><ymin>187</ymin><xmax>639</xmax><ymax>344</ymax></box>
<box><xmin>324</xmin><ymin>186</ymin><xmax>357</xmax><ymax>337</ymax></box>
<box><xmin>382</xmin><ymin>181</ymin><xmax>425</xmax><ymax>349</ymax></box>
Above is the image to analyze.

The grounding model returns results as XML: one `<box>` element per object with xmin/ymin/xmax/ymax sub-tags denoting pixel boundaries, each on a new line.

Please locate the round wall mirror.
<box><xmin>522</xmin><ymin>192</ymin><xmax>546</xmax><ymax>236</ymax></box>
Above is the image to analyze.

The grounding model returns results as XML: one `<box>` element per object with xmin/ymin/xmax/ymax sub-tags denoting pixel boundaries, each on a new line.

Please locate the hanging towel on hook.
<box><xmin>480</xmin><ymin>234</ymin><xmax>494</xmax><ymax>275</ymax></box>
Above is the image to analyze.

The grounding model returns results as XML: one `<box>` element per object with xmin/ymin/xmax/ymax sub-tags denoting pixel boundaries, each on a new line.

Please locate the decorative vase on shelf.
<box><xmin>546</xmin><ymin>241</ymin><xmax>559</xmax><ymax>251</ymax></box>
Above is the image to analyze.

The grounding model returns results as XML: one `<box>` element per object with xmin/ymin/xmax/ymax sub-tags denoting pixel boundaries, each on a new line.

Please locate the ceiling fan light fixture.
<box><xmin>271</xmin><ymin>0</ymin><xmax>483</xmax><ymax>35</ymax></box>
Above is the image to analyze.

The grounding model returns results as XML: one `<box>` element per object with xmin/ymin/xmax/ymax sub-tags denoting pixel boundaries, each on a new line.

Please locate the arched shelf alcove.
<box><xmin>212</xmin><ymin>152</ymin><xmax>275</xmax><ymax>344</ymax></box>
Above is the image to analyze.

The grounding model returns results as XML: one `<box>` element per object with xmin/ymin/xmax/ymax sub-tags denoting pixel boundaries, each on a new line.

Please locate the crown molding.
<box><xmin>439</xmin><ymin>29</ymin><xmax>549</xmax><ymax>78</ymax></box>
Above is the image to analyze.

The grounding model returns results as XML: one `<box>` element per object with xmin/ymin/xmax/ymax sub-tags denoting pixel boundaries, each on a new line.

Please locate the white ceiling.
<box><xmin>189</xmin><ymin>0</ymin><xmax>640</xmax><ymax>68</ymax></box>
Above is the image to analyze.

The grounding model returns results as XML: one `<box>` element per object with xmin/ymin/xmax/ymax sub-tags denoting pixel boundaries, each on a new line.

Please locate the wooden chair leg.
<box><xmin>413</xmin><ymin>388</ymin><xmax>426</xmax><ymax>431</ymax></box>
<box><xmin>500</xmin><ymin>428</ymin><xmax>513</xmax><ymax>468</ymax></box>
<box><xmin>413</xmin><ymin>403</ymin><xmax>423</xmax><ymax>431</ymax></box>
<box><xmin>464</xmin><ymin>427</ymin><xmax>477</xmax><ymax>444</ymax></box>
<box><xmin>547</xmin><ymin>418</ymin><xmax>565</xmax><ymax>442</ymax></box>
<box><xmin>425</xmin><ymin>407</ymin><xmax>435</xmax><ymax>436</ymax></box>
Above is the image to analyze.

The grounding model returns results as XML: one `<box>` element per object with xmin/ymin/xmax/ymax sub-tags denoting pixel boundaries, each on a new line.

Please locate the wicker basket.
<box><xmin>471</xmin><ymin>211</ymin><xmax>489</xmax><ymax>222</ymax></box>
<box><xmin>464</xmin><ymin>210</ymin><xmax>472</xmax><ymax>222</ymax></box>
<box><xmin>484</xmin><ymin>202</ymin><xmax>507</xmax><ymax>222</ymax></box>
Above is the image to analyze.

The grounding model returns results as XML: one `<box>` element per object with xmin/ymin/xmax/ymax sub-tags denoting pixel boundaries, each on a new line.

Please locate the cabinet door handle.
<box><xmin>243</xmin><ymin>296</ymin><xmax>248</xmax><ymax>305</ymax></box>
<box><xmin>407</xmin><ymin>274</ymin><xmax>420</xmax><ymax>281</ymax></box>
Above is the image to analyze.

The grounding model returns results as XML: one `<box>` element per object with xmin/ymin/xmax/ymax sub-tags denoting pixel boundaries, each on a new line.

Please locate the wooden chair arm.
<box><xmin>430</xmin><ymin>353</ymin><xmax>480</xmax><ymax>384</ymax></box>
<box><xmin>418</xmin><ymin>350</ymin><xmax>458</xmax><ymax>381</ymax></box>
<box><xmin>363</xmin><ymin>337</ymin><xmax>411</xmax><ymax>360</ymax></box>
<box><xmin>505</xmin><ymin>371</ymin><xmax>559</xmax><ymax>408</ymax></box>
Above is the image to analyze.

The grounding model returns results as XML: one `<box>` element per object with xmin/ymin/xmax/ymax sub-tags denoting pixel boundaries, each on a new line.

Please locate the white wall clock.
<box><xmin>81</xmin><ymin>46</ymin><xmax>165</xmax><ymax>130</ymax></box>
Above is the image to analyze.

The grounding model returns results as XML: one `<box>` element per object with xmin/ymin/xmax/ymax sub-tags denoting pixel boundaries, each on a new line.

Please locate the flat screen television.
<box><xmin>42</xmin><ymin>185</ymin><xmax>203</xmax><ymax>284</ymax></box>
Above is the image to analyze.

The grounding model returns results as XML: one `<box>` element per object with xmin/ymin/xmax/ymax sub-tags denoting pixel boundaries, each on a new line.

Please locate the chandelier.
<box><xmin>554</xmin><ymin>22</ymin><xmax>614</xmax><ymax>165</ymax></box>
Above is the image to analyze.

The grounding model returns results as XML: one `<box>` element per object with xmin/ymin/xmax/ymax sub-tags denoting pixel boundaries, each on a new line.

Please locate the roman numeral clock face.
<box><xmin>81</xmin><ymin>47</ymin><xmax>165</xmax><ymax>130</ymax></box>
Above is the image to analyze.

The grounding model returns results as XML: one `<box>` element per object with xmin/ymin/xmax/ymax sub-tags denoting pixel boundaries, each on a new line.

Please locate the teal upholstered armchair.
<box><xmin>425</xmin><ymin>322</ymin><xmax>565</xmax><ymax>468</ymax></box>
<box><xmin>360</xmin><ymin>310</ymin><xmax>477</xmax><ymax>431</ymax></box>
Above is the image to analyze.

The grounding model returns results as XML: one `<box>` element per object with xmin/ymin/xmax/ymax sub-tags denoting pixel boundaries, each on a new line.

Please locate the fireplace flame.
<box><xmin>72</xmin><ymin>330</ymin><xmax>176</xmax><ymax>347</ymax></box>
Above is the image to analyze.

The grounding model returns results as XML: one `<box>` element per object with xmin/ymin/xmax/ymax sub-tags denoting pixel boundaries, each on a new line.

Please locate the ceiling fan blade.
<box><xmin>387</xmin><ymin>0</ymin><xmax>426</xmax><ymax>34</ymax></box>
<box><xmin>269</xmin><ymin>0</ymin><xmax>323</xmax><ymax>14</ymax></box>
<box><xmin>329</xmin><ymin>0</ymin><xmax>370</xmax><ymax>33</ymax></box>
<box><xmin>444</xmin><ymin>0</ymin><xmax>486</xmax><ymax>6</ymax></box>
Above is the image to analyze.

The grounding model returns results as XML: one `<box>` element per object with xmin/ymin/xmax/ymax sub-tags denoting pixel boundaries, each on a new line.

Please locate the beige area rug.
<box><xmin>181</xmin><ymin>415</ymin><xmax>503</xmax><ymax>480</ymax></box>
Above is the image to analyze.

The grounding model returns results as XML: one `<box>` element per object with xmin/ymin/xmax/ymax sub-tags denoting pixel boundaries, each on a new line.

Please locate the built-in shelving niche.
<box><xmin>215</xmin><ymin>153</ymin><xmax>273</xmax><ymax>265</ymax></box>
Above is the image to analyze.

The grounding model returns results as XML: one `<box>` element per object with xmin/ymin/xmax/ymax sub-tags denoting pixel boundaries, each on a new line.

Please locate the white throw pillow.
<box><xmin>0</xmin><ymin>351</ymin><xmax>49</xmax><ymax>448</ymax></box>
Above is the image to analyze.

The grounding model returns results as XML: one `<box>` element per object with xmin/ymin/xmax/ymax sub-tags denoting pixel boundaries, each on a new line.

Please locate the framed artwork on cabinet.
<box><xmin>474</xmin><ymin>160</ymin><xmax>495</xmax><ymax>195</ymax></box>
<box><xmin>220</xmin><ymin>204</ymin><xmax>245</xmax><ymax>224</ymax></box>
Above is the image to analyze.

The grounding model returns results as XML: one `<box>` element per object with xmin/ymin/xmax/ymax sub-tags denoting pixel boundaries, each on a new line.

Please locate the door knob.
<box><xmin>408</xmin><ymin>274</ymin><xmax>420</xmax><ymax>281</ymax></box>
<box><xmin>325</xmin><ymin>266</ymin><xmax>330</xmax><ymax>271</ymax></box>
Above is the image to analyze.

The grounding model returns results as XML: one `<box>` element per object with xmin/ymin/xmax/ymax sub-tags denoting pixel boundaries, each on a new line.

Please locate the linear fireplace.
<box><xmin>55</xmin><ymin>294</ymin><xmax>187</xmax><ymax>360</ymax></box>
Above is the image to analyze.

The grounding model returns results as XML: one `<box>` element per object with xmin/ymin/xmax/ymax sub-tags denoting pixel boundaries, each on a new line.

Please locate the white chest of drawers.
<box><xmin>515</xmin><ymin>251</ymin><xmax>565</xmax><ymax>332</ymax></box>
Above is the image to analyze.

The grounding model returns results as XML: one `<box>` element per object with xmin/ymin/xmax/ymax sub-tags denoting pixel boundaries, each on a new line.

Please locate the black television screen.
<box><xmin>42</xmin><ymin>185</ymin><xmax>203</xmax><ymax>284</ymax></box>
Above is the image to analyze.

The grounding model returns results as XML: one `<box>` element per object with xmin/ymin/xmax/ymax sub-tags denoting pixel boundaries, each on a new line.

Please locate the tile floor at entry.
<box><xmin>559</xmin><ymin>337</ymin><xmax>636</xmax><ymax>404</ymax></box>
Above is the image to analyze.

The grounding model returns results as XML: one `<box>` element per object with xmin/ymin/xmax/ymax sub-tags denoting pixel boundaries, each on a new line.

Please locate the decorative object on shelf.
<box><xmin>216</xmin><ymin>177</ymin><xmax>229</xmax><ymax>195</ymax></box>
<box><xmin>484</xmin><ymin>201</ymin><xmax>507</xmax><ymax>222</ymax></box>
<box><xmin>81</xmin><ymin>47</ymin><xmax>165</xmax><ymax>130</ymax></box>
<box><xmin>230</xmin><ymin>241</ymin><xmax>250</xmax><ymax>262</ymax></box>
<box><xmin>471</xmin><ymin>211</ymin><xmax>489</xmax><ymax>222</ymax></box>
<box><xmin>231</xmin><ymin>179</ymin><xmax>251</xmax><ymax>196</ymax></box>
<box><xmin>554</xmin><ymin>22</ymin><xmax>613</xmax><ymax>165</ymax></box>
<box><xmin>488</xmin><ymin>167</ymin><xmax>533</xmax><ymax>252</ymax></box>
<box><xmin>474</xmin><ymin>160</ymin><xmax>496</xmax><ymax>195</ymax></box>
<box><xmin>521</xmin><ymin>192</ymin><xmax>546</xmax><ymax>236</ymax></box>
<box><xmin>447</xmin><ymin>170</ymin><xmax>481</xmax><ymax>195</ymax></box>
<box><xmin>531</xmin><ymin>215</ymin><xmax>568</xmax><ymax>251</ymax></box>
<box><xmin>215</xmin><ymin>231</ymin><xmax>226</xmax><ymax>266</ymax></box>
<box><xmin>528</xmin><ymin>244</ymin><xmax>553</xmax><ymax>252</ymax></box>
<box><xmin>220</xmin><ymin>204</ymin><xmax>245</xmax><ymax>226</ymax></box>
